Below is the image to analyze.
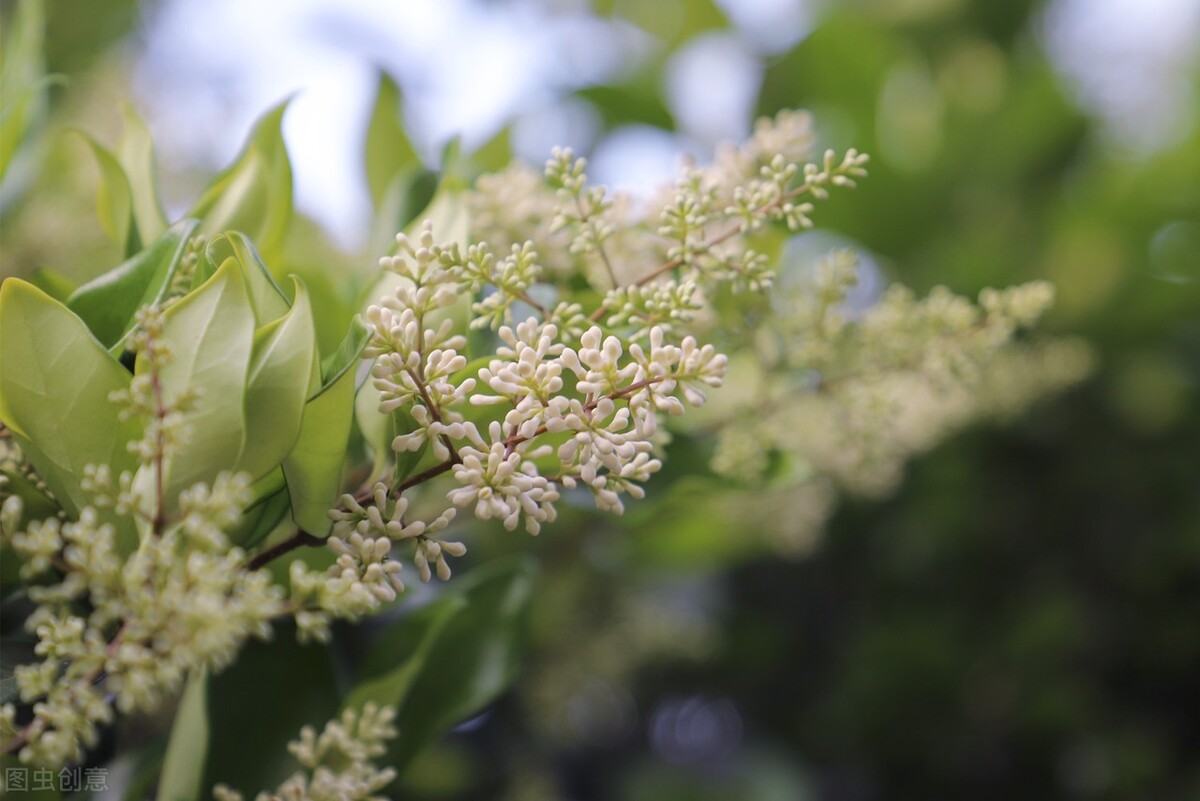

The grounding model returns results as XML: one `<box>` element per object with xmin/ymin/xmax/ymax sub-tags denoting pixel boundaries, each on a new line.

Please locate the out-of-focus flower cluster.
<box><xmin>0</xmin><ymin>482</ymin><xmax>284</xmax><ymax>765</ymax></box>
<box><xmin>0</xmin><ymin>310</ymin><xmax>280</xmax><ymax>764</ymax></box>
<box><xmin>213</xmin><ymin>703</ymin><xmax>398</xmax><ymax>801</ymax></box>
<box><xmin>0</xmin><ymin>311</ymin><xmax>401</xmax><ymax>765</ymax></box>
<box><xmin>705</xmin><ymin>252</ymin><xmax>1093</xmax><ymax>499</ymax></box>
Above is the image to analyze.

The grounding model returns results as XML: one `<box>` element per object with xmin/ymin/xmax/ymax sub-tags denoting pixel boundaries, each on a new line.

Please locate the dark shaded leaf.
<box><xmin>344</xmin><ymin>557</ymin><xmax>538</xmax><ymax>775</ymax></box>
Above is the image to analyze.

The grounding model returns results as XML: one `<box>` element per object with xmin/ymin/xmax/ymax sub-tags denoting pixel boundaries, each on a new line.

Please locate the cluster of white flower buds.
<box><xmin>0</xmin><ymin>106</ymin><xmax>1090</xmax><ymax>771</ymax></box>
<box><xmin>363</xmin><ymin>292</ymin><xmax>730</xmax><ymax>535</ymax></box>
<box><xmin>2</xmin><ymin>313</ymin><xmax>289</xmax><ymax>765</ymax></box>
<box><xmin>2</xmin><ymin>475</ymin><xmax>285</xmax><ymax>765</ymax></box>
<box><xmin>356</xmin><ymin>182</ymin><xmax>739</xmax><ymax>556</ymax></box>
<box><xmin>341</xmin><ymin>111</ymin><xmax>878</xmax><ymax>609</ymax></box>
<box><xmin>214</xmin><ymin>703</ymin><xmax>398</xmax><ymax>801</ymax></box>
<box><xmin>108</xmin><ymin>307</ymin><xmax>197</xmax><ymax>469</ymax></box>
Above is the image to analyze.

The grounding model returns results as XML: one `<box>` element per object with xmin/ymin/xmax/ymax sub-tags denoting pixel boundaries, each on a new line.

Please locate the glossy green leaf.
<box><xmin>317</xmin><ymin>314</ymin><xmax>371</xmax><ymax>389</ymax></box>
<box><xmin>137</xmin><ymin>260</ymin><xmax>254</xmax><ymax>513</ymax></box>
<box><xmin>437</xmin><ymin>135</ymin><xmax>469</xmax><ymax>190</ymax></box>
<box><xmin>247</xmin><ymin>466</ymin><xmax>287</xmax><ymax>507</ymax></box>
<box><xmin>281</xmin><ymin>317</ymin><xmax>370</xmax><ymax>534</ymax></box>
<box><xmin>283</xmin><ymin>259</ymin><xmax>358</xmax><ymax>360</ymax></box>
<box><xmin>224</xmin><ymin>468</ymin><xmax>287</xmax><ymax>548</ymax></box>
<box><xmin>365</xmin><ymin>70</ymin><xmax>421</xmax><ymax>209</ymax></box>
<box><xmin>391</xmin><ymin>405</ymin><xmax>431</xmax><ymax>483</ymax></box>
<box><xmin>67</xmin><ymin>219</ymin><xmax>199</xmax><ymax>348</ymax></box>
<box><xmin>208</xmin><ymin>231</ymin><xmax>291</xmax><ymax>324</ymax></box>
<box><xmin>231</xmin><ymin>485</ymin><xmax>290</xmax><ymax>549</ymax></box>
<box><xmin>237</xmin><ymin>278</ymin><xmax>316</xmax><ymax>480</ymax></box>
<box><xmin>190</xmin><ymin>100</ymin><xmax>293</xmax><ymax>263</ymax></box>
<box><xmin>157</xmin><ymin>669</ymin><xmax>208</xmax><ymax>801</ymax></box>
<box><xmin>117</xmin><ymin>105</ymin><xmax>168</xmax><ymax>244</ymax></box>
<box><xmin>345</xmin><ymin>557</ymin><xmax>538</xmax><ymax>775</ymax></box>
<box><xmin>0</xmin><ymin>279</ymin><xmax>141</xmax><ymax>526</ymax></box>
<box><xmin>75</xmin><ymin>130</ymin><xmax>139</xmax><ymax>255</ymax></box>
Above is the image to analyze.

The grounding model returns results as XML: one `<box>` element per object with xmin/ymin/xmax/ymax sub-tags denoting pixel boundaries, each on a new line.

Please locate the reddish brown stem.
<box><xmin>247</xmin><ymin>529</ymin><xmax>324</xmax><ymax>571</ymax></box>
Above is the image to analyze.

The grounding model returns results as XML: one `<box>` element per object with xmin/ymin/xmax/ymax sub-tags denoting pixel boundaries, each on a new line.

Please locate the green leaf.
<box><xmin>67</xmin><ymin>219</ymin><xmax>199</xmax><ymax>348</ymax></box>
<box><xmin>201</xmin><ymin>623</ymin><xmax>339</xmax><ymax>793</ymax></box>
<box><xmin>281</xmin><ymin>317</ymin><xmax>370</xmax><ymax>535</ymax></box>
<box><xmin>0</xmin><ymin>543</ymin><xmax>22</xmax><ymax>590</ymax></box>
<box><xmin>0</xmin><ymin>636</ymin><xmax>37</xmax><ymax>704</ymax></box>
<box><xmin>138</xmin><ymin>259</ymin><xmax>254</xmax><ymax>513</ymax></box>
<box><xmin>318</xmin><ymin>314</ymin><xmax>371</xmax><ymax>389</ymax></box>
<box><xmin>469</xmin><ymin>124</ymin><xmax>512</xmax><ymax>174</ymax></box>
<box><xmin>346</xmin><ymin>597</ymin><xmax>466</xmax><ymax>719</ymax></box>
<box><xmin>237</xmin><ymin>278</ymin><xmax>316</xmax><ymax>480</ymax></box>
<box><xmin>354</xmin><ymin>380</ymin><xmax>395</xmax><ymax>481</ymax></box>
<box><xmin>0</xmin><ymin>279</ymin><xmax>141</xmax><ymax>529</ymax></box>
<box><xmin>231</xmin><ymin>485</ymin><xmax>290</xmax><ymax>549</ymax></box>
<box><xmin>28</xmin><ymin>267</ymin><xmax>74</xmax><ymax>302</ymax></box>
<box><xmin>578</xmin><ymin>81</ymin><xmax>675</xmax><ymax>130</ymax></box>
<box><xmin>345</xmin><ymin>557</ymin><xmax>538</xmax><ymax>775</ymax></box>
<box><xmin>157</xmin><ymin>669</ymin><xmax>208</xmax><ymax>801</ymax></box>
<box><xmin>117</xmin><ymin>105</ymin><xmax>168</xmax><ymax>244</ymax></box>
<box><xmin>189</xmin><ymin>100</ymin><xmax>293</xmax><ymax>264</ymax></box>
<box><xmin>0</xmin><ymin>0</ymin><xmax>47</xmax><ymax>184</ymax></box>
<box><xmin>74</xmin><ymin>130</ymin><xmax>139</xmax><ymax>256</ymax></box>
<box><xmin>113</xmin><ymin>741</ymin><xmax>170</xmax><ymax>801</ymax></box>
<box><xmin>437</xmin><ymin>135</ymin><xmax>467</xmax><ymax>190</ymax></box>
<box><xmin>353</xmin><ymin>381</ymin><xmax>432</xmax><ymax>485</ymax></box>
<box><xmin>365</xmin><ymin>70</ymin><xmax>421</xmax><ymax>209</ymax></box>
<box><xmin>361</xmin><ymin>186</ymin><xmax>470</xmax><ymax>310</ymax></box>
<box><xmin>0</xmin><ymin>468</ymin><xmax>59</xmax><ymax>521</ymax></box>
<box><xmin>208</xmin><ymin>231</ymin><xmax>291</xmax><ymax>324</ymax></box>
<box><xmin>247</xmin><ymin>466</ymin><xmax>287</xmax><ymax>506</ymax></box>
<box><xmin>391</xmin><ymin>405</ymin><xmax>431</xmax><ymax>483</ymax></box>
<box><xmin>285</xmin><ymin>259</ymin><xmax>358</xmax><ymax>360</ymax></box>
<box><xmin>224</xmin><ymin>469</ymin><xmax>287</xmax><ymax>548</ymax></box>
<box><xmin>367</xmin><ymin>167</ymin><xmax>438</xmax><ymax>259</ymax></box>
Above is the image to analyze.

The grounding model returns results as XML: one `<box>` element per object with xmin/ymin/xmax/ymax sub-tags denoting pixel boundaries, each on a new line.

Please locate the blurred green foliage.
<box><xmin>468</xmin><ymin>3</ymin><xmax>1200</xmax><ymax>800</ymax></box>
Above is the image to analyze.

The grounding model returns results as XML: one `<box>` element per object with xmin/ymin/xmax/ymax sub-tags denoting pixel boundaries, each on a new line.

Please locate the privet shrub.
<box><xmin>0</xmin><ymin>69</ymin><xmax>1089</xmax><ymax>790</ymax></box>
